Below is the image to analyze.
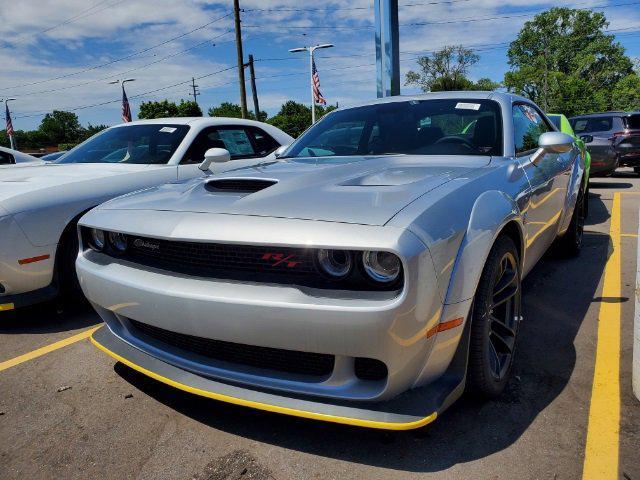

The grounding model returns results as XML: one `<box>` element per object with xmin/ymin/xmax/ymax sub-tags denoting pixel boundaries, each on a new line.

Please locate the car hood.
<box><xmin>0</xmin><ymin>163</ymin><xmax>160</xmax><ymax>213</ymax></box>
<box><xmin>99</xmin><ymin>155</ymin><xmax>490</xmax><ymax>226</ymax></box>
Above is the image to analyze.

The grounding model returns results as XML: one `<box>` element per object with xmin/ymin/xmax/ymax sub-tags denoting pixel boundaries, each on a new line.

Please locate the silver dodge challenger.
<box><xmin>77</xmin><ymin>92</ymin><xmax>585</xmax><ymax>430</ymax></box>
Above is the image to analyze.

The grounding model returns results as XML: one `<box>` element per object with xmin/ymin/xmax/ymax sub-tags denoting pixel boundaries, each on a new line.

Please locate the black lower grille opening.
<box><xmin>129</xmin><ymin>319</ymin><xmax>335</xmax><ymax>377</ymax></box>
<box><xmin>354</xmin><ymin>357</ymin><xmax>388</xmax><ymax>381</ymax></box>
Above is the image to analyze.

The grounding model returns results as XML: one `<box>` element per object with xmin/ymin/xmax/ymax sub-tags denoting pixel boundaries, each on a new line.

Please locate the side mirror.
<box><xmin>531</xmin><ymin>132</ymin><xmax>574</xmax><ymax>165</ymax></box>
<box><xmin>274</xmin><ymin>144</ymin><xmax>290</xmax><ymax>158</ymax></box>
<box><xmin>580</xmin><ymin>134</ymin><xmax>593</xmax><ymax>144</ymax></box>
<box><xmin>199</xmin><ymin>148</ymin><xmax>231</xmax><ymax>171</ymax></box>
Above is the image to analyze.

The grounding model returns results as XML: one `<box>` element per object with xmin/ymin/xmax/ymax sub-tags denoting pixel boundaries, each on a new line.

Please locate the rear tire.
<box><xmin>467</xmin><ymin>236</ymin><xmax>522</xmax><ymax>399</ymax></box>
<box><xmin>556</xmin><ymin>188</ymin><xmax>585</xmax><ymax>257</ymax></box>
<box><xmin>56</xmin><ymin>224</ymin><xmax>82</xmax><ymax>299</ymax></box>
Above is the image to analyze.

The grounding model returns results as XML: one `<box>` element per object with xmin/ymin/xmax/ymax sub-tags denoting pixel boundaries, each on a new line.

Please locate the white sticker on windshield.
<box><xmin>159</xmin><ymin>127</ymin><xmax>177</xmax><ymax>133</ymax></box>
<box><xmin>455</xmin><ymin>102</ymin><xmax>481</xmax><ymax>110</ymax></box>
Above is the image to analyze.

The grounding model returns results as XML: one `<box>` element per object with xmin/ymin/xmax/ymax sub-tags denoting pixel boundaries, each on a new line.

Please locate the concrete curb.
<box><xmin>635</xmin><ymin>212</ymin><xmax>640</xmax><ymax>401</ymax></box>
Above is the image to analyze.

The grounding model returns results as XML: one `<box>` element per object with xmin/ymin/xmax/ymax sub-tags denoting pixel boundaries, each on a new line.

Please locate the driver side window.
<box><xmin>513</xmin><ymin>104</ymin><xmax>551</xmax><ymax>155</ymax></box>
<box><xmin>181</xmin><ymin>127</ymin><xmax>258</xmax><ymax>164</ymax></box>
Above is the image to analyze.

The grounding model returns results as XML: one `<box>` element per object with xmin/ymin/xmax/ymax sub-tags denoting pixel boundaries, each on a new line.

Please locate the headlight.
<box><xmin>317</xmin><ymin>249</ymin><xmax>352</xmax><ymax>278</ymax></box>
<box><xmin>362</xmin><ymin>251</ymin><xmax>401</xmax><ymax>283</ymax></box>
<box><xmin>107</xmin><ymin>232</ymin><xmax>128</xmax><ymax>253</ymax></box>
<box><xmin>88</xmin><ymin>229</ymin><xmax>105</xmax><ymax>251</ymax></box>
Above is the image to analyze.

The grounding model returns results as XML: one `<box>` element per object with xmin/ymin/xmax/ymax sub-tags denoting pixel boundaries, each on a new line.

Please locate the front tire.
<box><xmin>467</xmin><ymin>236</ymin><xmax>522</xmax><ymax>399</ymax></box>
<box><xmin>556</xmin><ymin>188</ymin><xmax>585</xmax><ymax>257</ymax></box>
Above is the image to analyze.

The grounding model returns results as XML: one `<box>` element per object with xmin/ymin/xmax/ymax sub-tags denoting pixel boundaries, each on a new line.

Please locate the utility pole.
<box><xmin>246</xmin><ymin>54</ymin><xmax>260</xmax><ymax>120</ymax></box>
<box><xmin>233</xmin><ymin>0</ymin><xmax>248</xmax><ymax>118</ymax></box>
<box><xmin>190</xmin><ymin>77</ymin><xmax>200</xmax><ymax>105</ymax></box>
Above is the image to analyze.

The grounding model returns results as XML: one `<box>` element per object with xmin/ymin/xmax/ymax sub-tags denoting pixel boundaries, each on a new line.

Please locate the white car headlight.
<box><xmin>107</xmin><ymin>232</ymin><xmax>128</xmax><ymax>253</ymax></box>
<box><xmin>362</xmin><ymin>251</ymin><xmax>401</xmax><ymax>283</ymax></box>
<box><xmin>89</xmin><ymin>229</ymin><xmax>105</xmax><ymax>251</ymax></box>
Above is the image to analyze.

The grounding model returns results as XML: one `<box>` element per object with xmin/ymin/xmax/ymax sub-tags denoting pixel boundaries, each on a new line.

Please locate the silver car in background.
<box><xmin>0</xmin><ymin>118</ymin><xmax>292</xmax><ymax>311</ymax></box>
<box><xmin>78</xmin><ymin>92</ymin><xmax>584</xmax><ymax>429</ymax></box>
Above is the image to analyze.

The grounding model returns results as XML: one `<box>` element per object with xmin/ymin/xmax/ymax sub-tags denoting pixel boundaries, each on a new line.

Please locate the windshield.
<box><xmin>548</xmin><ymin>115</ymin><xmax>561</xmax><ymax>130</ymax></box>
<box><xmin>283</xmin><ymin>99</ymin><xmax>503</xmax><ymax>158</ymax></box>
<box><xmin>56</xmin><ymin>124</ymin><xmax>190</xmax><ymax>164</ymax></box>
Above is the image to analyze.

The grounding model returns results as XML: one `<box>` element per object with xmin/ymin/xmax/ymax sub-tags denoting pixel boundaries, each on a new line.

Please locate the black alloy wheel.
<box><xmin>468</xmin><ymin>236</ymin><xmax>522</xmax><ymax>398</ymax></box>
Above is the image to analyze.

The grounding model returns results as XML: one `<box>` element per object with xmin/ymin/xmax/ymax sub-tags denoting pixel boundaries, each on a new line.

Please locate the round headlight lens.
<box><xmin>107</xmin><ymin>232</ymin><xmax>128</xmax><ymax>253</ymax></box>
<box><xmin>317</xmin><ymin>249</ymin><xmax>352</xmax><ymax>278</ymax></box>
<box><xmin>89</xmin><ymin>229</ymin><xmax>105</xmax><ymax>251</ymax></box>
<box><xmin>362</xmin><ymin>251</ymin><xmax>401</xmax><ymax>283</ymax></box>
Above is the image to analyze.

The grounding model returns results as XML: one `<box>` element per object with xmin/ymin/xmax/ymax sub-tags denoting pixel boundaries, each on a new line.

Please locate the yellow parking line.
<box><xmin>582</xmin><ymin>192</ymin><xmax>622</xmax><ymax>480</ymax></box>
<box><xmin>0</xmin><ymin>326</ymin><xmax>101</xmax><ymax>373</ymax></box>
<box><xmin>620</xmin><ymin>233</ymin><xmax>638</xmax><ymax>238</ymax></box>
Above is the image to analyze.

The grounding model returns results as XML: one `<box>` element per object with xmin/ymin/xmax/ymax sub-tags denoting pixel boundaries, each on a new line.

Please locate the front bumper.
<box><xmin>0</xmin><ymin>214</ymin><xmax>57</xmax><ymax>309</ymax></box>
<box><xmin>92</xmin><ymin>324</ymin><xmax>471</xmax><ymax>429</ymax></box>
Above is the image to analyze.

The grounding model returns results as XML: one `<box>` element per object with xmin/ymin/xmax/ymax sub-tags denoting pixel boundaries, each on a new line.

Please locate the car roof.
<box><xmin>569</xmin><ymin>111</ymin><xmax>628</xmax><ymax>119</ymax></box>
<box><xmin>337</xmin><ymin>91</ymin><xmax>532</xmax><ymax>110</ymax></box>
<box><xmin>108</xmin><ymin>117</ymin><xmax>272</xmax><ymax>129</ymax></box>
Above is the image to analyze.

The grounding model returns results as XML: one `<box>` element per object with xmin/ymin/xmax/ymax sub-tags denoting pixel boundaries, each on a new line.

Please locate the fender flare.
<box><xmin>443</xmin><ymin>190</ymin><xmax>525</xmax><ymax>305</ymax></box>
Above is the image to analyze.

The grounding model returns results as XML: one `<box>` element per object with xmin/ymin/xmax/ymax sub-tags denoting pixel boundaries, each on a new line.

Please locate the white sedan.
<box><xmin>0</xmin><ymin>146</ymin><xmax>44</xmax><ymax>167</ymax></box>
<box><xmin>0</xmin><ymin>117</ymin><xmax>293</xmax><ymax>311</ymax></box>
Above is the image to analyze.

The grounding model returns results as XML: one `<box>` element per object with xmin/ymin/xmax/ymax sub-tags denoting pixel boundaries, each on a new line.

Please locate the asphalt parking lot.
<box><xmin>1</xmin><ymin>173</ymin><xmax>639</xmax><ymax>480</ymax></box>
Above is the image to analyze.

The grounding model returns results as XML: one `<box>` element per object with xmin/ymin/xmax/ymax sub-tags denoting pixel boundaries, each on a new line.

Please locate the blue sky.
<box><xmin>1</xmin><ymin>0</ymin><xmax>639</xmax><ymax>131</ymax></box>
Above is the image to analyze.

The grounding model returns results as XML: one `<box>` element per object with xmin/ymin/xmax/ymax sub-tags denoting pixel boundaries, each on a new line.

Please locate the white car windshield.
<box><xmin>56</xmin><ymin>124</ymin><xmax>190</xmax><ymax>164</ymax></box>
<box><xmin>283</xmin><ymin>99</ymin><xmax>503</xmax><ymax>158</ymax></box>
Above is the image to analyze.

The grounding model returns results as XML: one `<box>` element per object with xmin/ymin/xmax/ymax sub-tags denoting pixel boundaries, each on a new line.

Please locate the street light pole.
<box><xmin>3</xmin><ymin>98</ymin><xmax>16</xmax><ymax>150</ymax></box>
<box><xmin>109</xmin><ymin>78</ymin><xmax>135</xmax><ymax>122</ymax></box>
<box><xmin>289</xmin><ymin>44</ymin><xmax>333</xmax><ymax>124</ymax></box>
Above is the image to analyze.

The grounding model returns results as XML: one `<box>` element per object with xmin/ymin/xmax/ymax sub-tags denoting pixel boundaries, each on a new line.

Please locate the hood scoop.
<box><xmin>204</xmin><ymin>178</ymin><xmax>277</xmax><ymax>194</ymax></box>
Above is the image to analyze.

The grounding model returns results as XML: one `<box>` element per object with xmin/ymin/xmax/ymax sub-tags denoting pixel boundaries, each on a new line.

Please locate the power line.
<box><xmin>14</xmin><ymin>32</ymin><xmax>232</xmax><ymax>98</ymax></box>
<box><xmin>0</xmin><ymin>11</ymin><xmax>233</xmax><ymax>92</ymax></box>
<box><xmin>243</xmin><ymin>1</ymin><xmax>640</xmax><ymax>30</ymax></box>
<box><xmin>13</xmin><ymin>65</ymin><xmax>238</xmax><ymax>119</ymax></box>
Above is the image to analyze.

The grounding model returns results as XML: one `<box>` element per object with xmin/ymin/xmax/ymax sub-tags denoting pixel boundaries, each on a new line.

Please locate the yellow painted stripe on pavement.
<box><xmin>582</xmin><ymin>192</ymin><xmax>622</xmax><ymax>480</ymax></box>
<box><xmin>0</xmin><ymin>326</ymin><xmax>101</xmax><ymax>373</ymax></box>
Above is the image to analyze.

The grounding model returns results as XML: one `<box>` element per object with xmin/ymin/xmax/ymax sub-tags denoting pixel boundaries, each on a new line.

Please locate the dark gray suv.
<box><xmin>570</xmin><ymin>112</ymin><xmax>640</xmax><ymax>176</ymax></box>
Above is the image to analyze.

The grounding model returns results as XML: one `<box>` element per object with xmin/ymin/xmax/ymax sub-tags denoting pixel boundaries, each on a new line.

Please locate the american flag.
<box><xmin>5</xmin><ymin>103</ymin><xmax>14</xmax><ymax>136</ymax></box>
<box><xmin>312</xmin><ymin>58</ymin><xmax>326</xmax><ymax>105</ymax></box>
<box><xmin>121</xmin><ymin>86</ymin><xmax>132</xmax><ymax>122</ymax></box>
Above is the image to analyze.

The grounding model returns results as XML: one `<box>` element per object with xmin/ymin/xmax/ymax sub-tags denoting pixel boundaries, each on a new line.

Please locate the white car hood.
<box><xmin>0</xmin><ymin>163</ymin><xmax>163</xmax><ymax>214</ymax></box>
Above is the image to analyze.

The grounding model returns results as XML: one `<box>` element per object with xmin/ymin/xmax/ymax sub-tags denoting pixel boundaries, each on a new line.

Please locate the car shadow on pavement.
<box><xmin>112</xmin><ymin>194</ymin><xmax>612</xmax><ymax>474</ymax></box>
<box><xmin>0</xmin><ymin>295</ymin><xmax>99</xmax><ymax>334</ymax></box>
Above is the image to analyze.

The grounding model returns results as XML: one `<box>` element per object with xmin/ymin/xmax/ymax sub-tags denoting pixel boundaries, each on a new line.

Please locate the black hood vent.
<box><xmin>205</xmin><ymin>178</ymin><xmax>277</xmax><ymax>193</ymax></box>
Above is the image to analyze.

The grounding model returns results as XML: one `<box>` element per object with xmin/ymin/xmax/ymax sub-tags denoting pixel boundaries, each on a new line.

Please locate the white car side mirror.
<box><xmin>274</xmin><ymin>144</ymin><xmax>290</xmax><ymax>158</ymax></box>
<box><xmin>199</xmin><ymin>148</ymin><xmax>231</xmax><ymax>171</ymax></box>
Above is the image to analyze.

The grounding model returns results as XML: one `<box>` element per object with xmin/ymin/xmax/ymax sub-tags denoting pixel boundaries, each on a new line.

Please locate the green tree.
<box><xmin>504</xmin><ymin>8</ymin><xmax>634</xmax><ymax>115</ymax></box>
<box><xmin>138</xmin><ymin>99</ymin><xmax>179</xmax><ymax>119</ymax></box>
<box><xmin>208</xmin><ymin>102</ymin><xmax>267</xmax><ymax>121</ymax></box>
<box><xmin>405</xmin><ymin>45</ymin><xmax>481</xmax><ymax>92</ymax></box>
<box><xmin>177</xmin><ymin>100</ymin><xmax>203</xmax><ymax>117</ymax></box>
<box><xmin>80</xmin><ymin>123</ymin><xmax>109</xmax><ymax>142</ymax></box>
<box><xmin>39</xmin><ymin>110</ymin><xmax>83</xmax><ymax>145</ymax></box>
<box><xmin>468</xmin><ymin>77</ymin><xmax>502</xmax><ymax>91</ymax></box>
<box><xmin>611</xmin><ymin>74</ymin><xmax>640</xmax><ymax>111</ymax></box>
<box><xmin>267</xmin><ymin>101</ymin><xmax>335</xmax><ymax>138</ymax></box>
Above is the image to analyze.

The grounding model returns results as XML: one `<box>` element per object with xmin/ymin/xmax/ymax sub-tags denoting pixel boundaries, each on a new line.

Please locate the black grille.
<box><xmin>129</xmin><ymin>319</ymin><xmax>335</xmax><ymax>377</ymax></box>
<box><xmin>85</xmin><ymin>230</ymin><xmax>402</xmax><ymax>292</ymax></box>
<box><xmin>205</xmin><ymin>178</ymin><xmax>276</xmax><ymax>193</ymax></box>
<box><xmin>354</xmin><ymin>357</ymin><xmax>388</xmax><ymax>381</ymax></box>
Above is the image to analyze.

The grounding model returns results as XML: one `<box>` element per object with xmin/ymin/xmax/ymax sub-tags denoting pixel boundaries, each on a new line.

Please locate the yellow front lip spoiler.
<box><xmin>90</xmin><ymin>331</ymin><xmax>438</xmax><ymax>431</ymax></box>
